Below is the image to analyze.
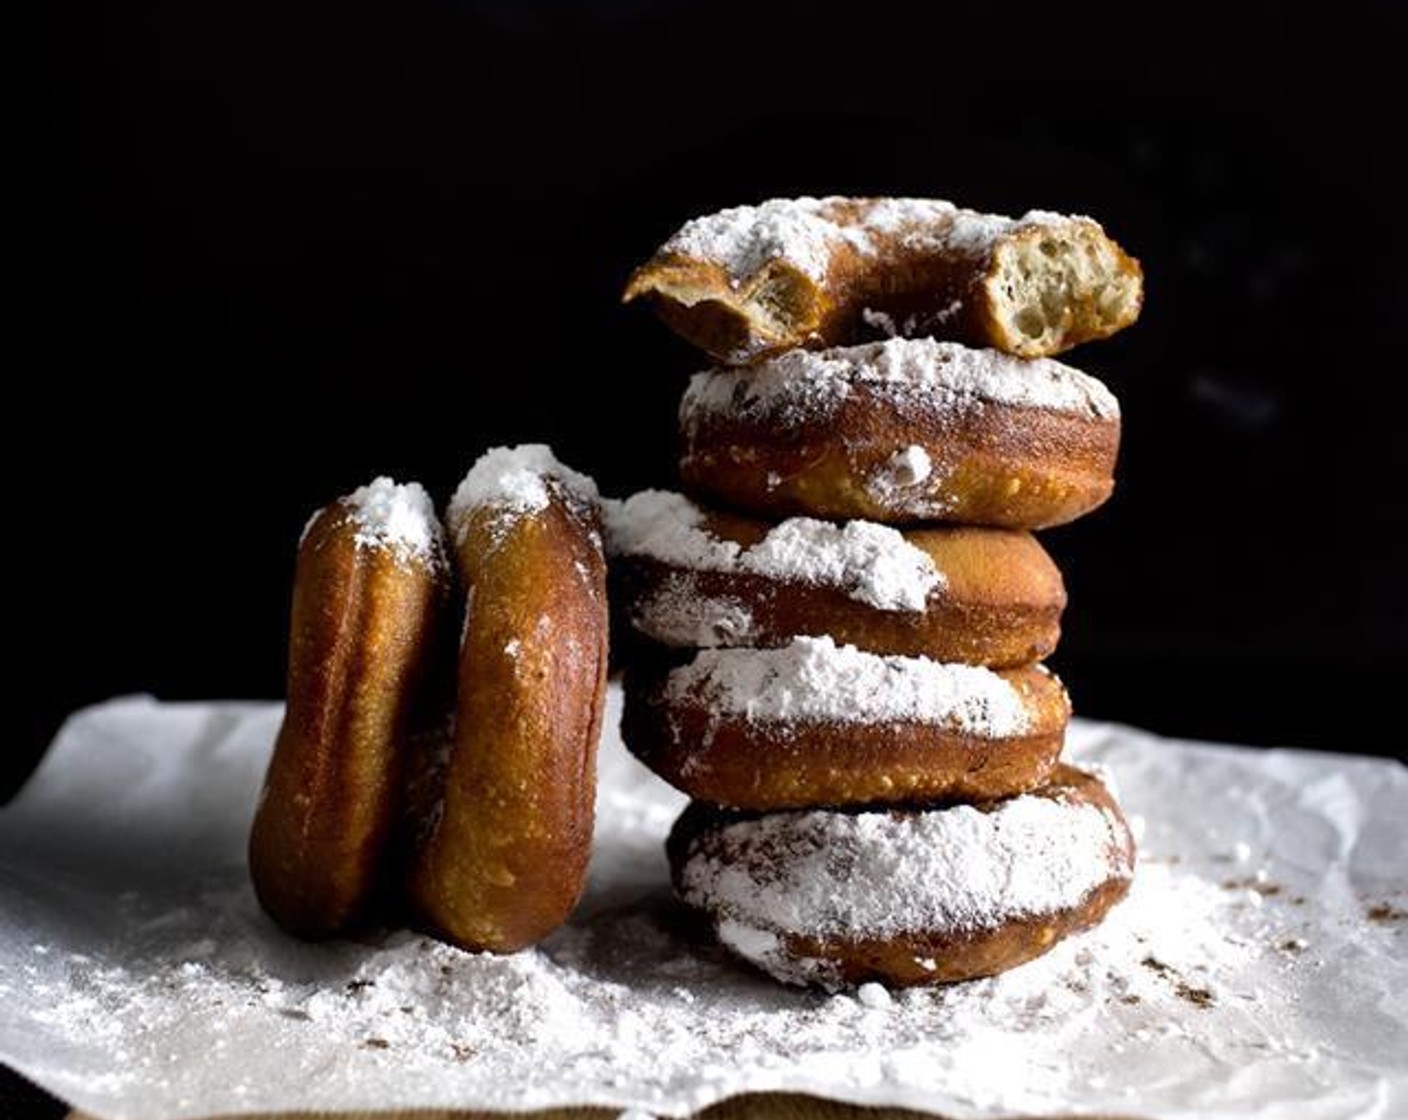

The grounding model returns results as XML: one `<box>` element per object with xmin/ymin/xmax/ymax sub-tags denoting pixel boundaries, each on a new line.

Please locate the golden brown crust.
<box><xmin>779</xmin><ymin>768</ymin><xmax>1134</xmax><ymax>986</ymax></box>
<box><xmin>624</xmin><ymin>198</ymin><xmax>1143</xmax><ymax>363</ymax></box>
<box><xmin>616</xmin><ymin>512</ymin><xmax>1065</xmax><ymax>666</ymax></box>
<box><xmin>668</xmin><ymin>765</ymin><xmax>1136</xmax><ymax>988</ymax></box>
<box><xmin>249</xmin><ymin>504</ymin><xmax>447</xmax><ymax>938</ymax></box>
<box><xmin>681</xmin><ymin>375</ymin><xmax>1120</xmax><ymax>530</ymax></box>
<box><xmin>623</xmin><ymin>660</ymin><xmax>1070</xmax><ymax>810</ymax></box>
<box><xmin>408</xmin><ymin>489</ymin><xmax>609</xmax><ymax>953</ymax></box>
<box><xmin>785</xmin><ymin>874</ymin><xmax>1132</xmax><ymax>987</ymax></box>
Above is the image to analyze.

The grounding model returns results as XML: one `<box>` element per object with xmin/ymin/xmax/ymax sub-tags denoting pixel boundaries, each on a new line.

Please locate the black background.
<box><xmin>14</xmin><ymin>0</ymin><xmax>1408</xmax><ymax>809</ymax></box>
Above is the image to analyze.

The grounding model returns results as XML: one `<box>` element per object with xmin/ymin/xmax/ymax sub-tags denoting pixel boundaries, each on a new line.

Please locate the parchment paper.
<box><xmin>1</xmin><ymin>687</ymin><xmax>1404</xmax><ymax>1120</ymax></box>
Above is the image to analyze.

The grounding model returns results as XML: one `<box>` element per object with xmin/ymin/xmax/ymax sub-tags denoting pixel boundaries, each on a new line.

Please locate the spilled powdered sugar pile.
<box><xmin>1</xmin><ymin>690</ymin><xmax>1405</xmax><ymax>1120</ymax></box>
<box><xmin>664</xmin><ymin>637</ymin><xmax>1034</xmax><ymax>736</ymax></box>
<box><xmin>681</xmin><ymin>338</ymin><xmax>1119</xmax><ymax>437</ymax></box>
<box><xmin>604</xmin><ymin>490</ymin><xmax>943</xmax><ymax>612</ymax></box>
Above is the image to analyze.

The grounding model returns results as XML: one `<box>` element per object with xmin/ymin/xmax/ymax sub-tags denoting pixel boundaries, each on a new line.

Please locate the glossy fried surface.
<box><xmin>624</xmin><ymin>659</ymin><xmax>1070</xmax><ymax>810</ymax></box>
<box><xmin>617</xmin><ymin>512</ymin><xmax>1065</xmax><ymax>666</ymax></box>
<box><xmin>682</xmin><ymin>391</ymin><xmax>1120</xmax><ymax>530</ymax></box>
<box><xmin>249</xmin><ymin>505</ymin><xmax>446</xmax><ymax>938</ymax></box>
<box><xmin>408</xmin><ymin>489</ymin><xmax>608</xmax><ymax>953</ymax></box>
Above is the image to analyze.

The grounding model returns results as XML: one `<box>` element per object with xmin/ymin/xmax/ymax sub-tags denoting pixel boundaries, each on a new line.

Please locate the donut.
<box><xmin>605</xmin><ymin>490</ymin><xmax>1064</xmax><ymax>666</ymax></box>
<box><xmin>679</xmin><ymin>337</ymin><xmax>1120</xmax><ymax>529</ymax></box>
<box><xmin>407</xmin><ymin>445</ymin><xmax>609</xmax><ymax>953</ymax></box>
<box><xmin>250</xmin><ymin>478</ymin><xmax>448</xmax><ymax>938</ymax></box>
<box><xmin>668</xmin><ymin>764</ymin><xmax>1135</xmax><ymax>989</ymax></box>
<box><xmin>623</xmin><ymin>196</ymin><xmax>1143</xmax><ymax>364</ymax></box>
<box><xmin>621</xmin><ymin>636</ymin><xmax>1070</xmax><ymax>809</ymax></box>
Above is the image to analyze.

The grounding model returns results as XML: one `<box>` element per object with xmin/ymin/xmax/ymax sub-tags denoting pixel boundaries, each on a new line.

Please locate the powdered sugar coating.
<box><xmin>447</xmin><ymin>444</ymin><xmax>600</xmax><ymax>544</ymax></box>
<box><xmin>862</xmin><ymin>198</ymin><xmax>1085</xmax><ymax>256</ymax></box>
<box><xmin>604</xmin><ymin>490</ymin><xmax>943</xmax><ymax>612</ymax></box>
<box><xmin>631</xmin><ymin>578</ymin><xmax>758</xmax><ymax>647</ymax></box>
<box><xmin>662</xmin><ymin>197</ymin><xmax>860</xmax><ymax>283</ymax></box>
<box><xmin>866</xmin><ymin>445</ymin><xmax>937</xmax><ymax>509</ymax></box>
<box><xmin>310</xmin><ymin>477</ymin><xmax>443</xmax><ymax>567</ymax></box>
<box><xmin>677</xmin><ymin>789</ymin><xmax>1132</xmax><ymax>984</ymax></box>
<box><xmin>887</xmin><ymin>446</ymin><xmax>933</xmax><ymax>485</ymax></box>
<box><xmin>657</xmin><ymin>197</ymin><xmax>1098</xmax><ymax>285</ymax></box>
<box><xmin>681</xmin><ymin>339</ymin><xmax>1119</xmax><ymax>436</ymax></box>
<box><xmin>665</xmin><ymin>636</ymin><xmax>1037</xmax><ymax>737</ymax></box>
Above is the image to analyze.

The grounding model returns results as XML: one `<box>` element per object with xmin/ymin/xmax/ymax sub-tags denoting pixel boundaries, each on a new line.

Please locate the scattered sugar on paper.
<box><xmin>9</xmin><ymin>696</ymin><xmax>1372</xmax><ymax>1118</ymax></box>
<box><xmin>18</xmin><ymin>851</ymin><xmax>1277</xmax><ymax>1117</ymax></box>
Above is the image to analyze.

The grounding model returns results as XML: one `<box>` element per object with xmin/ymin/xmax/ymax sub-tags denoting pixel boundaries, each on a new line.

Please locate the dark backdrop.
<box><xmin>14</xmin><ymin>0</ymin><xmax>1408</xmax><ymax>808</ymax></box>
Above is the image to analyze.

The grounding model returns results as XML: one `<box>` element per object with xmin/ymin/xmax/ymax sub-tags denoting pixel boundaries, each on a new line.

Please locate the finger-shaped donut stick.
<box><xmin>408</xmin><ymin>446</ymin><xmax>608</xmax><ymax>953</ymax></box>
<box><xmin>250</xmin><ymin>479</ymin><xmax>448</xmax><ymax>938</ymax></box>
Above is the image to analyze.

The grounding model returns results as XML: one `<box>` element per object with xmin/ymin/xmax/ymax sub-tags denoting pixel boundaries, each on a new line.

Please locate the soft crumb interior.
<box><xmin>648</xmin><ymin>262</ymin><xmax>810</xmax><ymax>343</ymax></box>
<box><xmin>994</xmin><ymin>232</ymin><xmax>1139</xmax><ymax>350</ymax></box>
<box><xmin>741</xmin><ymin>263</ymin><xmax>817</xmax><ymax>337</ymax></box>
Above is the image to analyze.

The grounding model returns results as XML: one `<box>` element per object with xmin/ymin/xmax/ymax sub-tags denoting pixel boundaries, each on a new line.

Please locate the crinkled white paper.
<box><xmin>1</xmin><ymin>687</ymin><xmax>1405</xmax><ymax>1120</ymax></box>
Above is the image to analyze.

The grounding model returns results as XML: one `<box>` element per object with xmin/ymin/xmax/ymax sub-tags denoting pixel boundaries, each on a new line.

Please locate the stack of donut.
<box><xmin>613</xmin><ymin>196</ymin><xmax>1142</xmax><ymax>989</ymax></box>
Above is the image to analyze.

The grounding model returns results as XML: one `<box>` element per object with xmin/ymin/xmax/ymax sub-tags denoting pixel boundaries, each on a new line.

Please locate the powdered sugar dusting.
<box><xmin>888</xmin><ymin>446</ymin><xmax>933</xmax><ymax>486</ymax></box>
<box><xmin>302</xmin><ymin>477</ymin><xmax>444</xmax><ymax>567</ymax></box>
<box><xmin>604</xmin><ymin>490</ymin><xmax>943</xmax><ymax>612</ymax></box>
<box><xmin>447</xmin><ymin>445</ymin><xmax>600</xmax><ymax>544</ymax></box>
<box><xmin>676</xmin><ymin>792</ymin><xmax>1131</xmax><ymax>980</ymax></box>
<box><xmin>631</xmin><ymin>578</ymin><xmax>758</xmax><ymax>648</ymax></box>
<box><xmin>865</xmin><ymin>447</ymin><xmax>954</xmax><ymax>518</ymax></box>
<box><xmin>862</xmin><ymin>197</ymin><xmax>1022</xmax><ymax>255</ymax></box>
<box><xmin>344</xmin><ymin>477</ymin><xmax>441</xmax><ymax>560</ymax></box>
<box><xmin>744</xmin><ymin>519</ymin><xmax>941</xmax><ymax>611</ymax></box>
<box><xmin>861</xmin><ymin>197</ymin><xmax>963</xmax><ymax>235</ymax></box>
<box><xmin>656</xmin><ymin>197</ymin><xmax>1099</xmax><ymax>285</ymax></box>
<box><xmin>867</xmin><ymin>445</ymin><xmax>934</xmax><ymax>507</ymax></box>
<box><xmin>662</xmin><ymin>197</ymin><xmax>848</xmax><ymax>283</ymax></box>
<box><xmin>881</xmin><ymin>201</ymin><xmax>1094</xmax><ymax>256</ymax></box>
<box><xmin>664</xmin><ymin>636</ymin><xmax>1036</xmax><ymax>737</ymax></box>
<box><xmin>681</xmin><ymin>339</ymin><xmax>1119</xmax><ymax>437</ymax></box>
<box><xmin>679</xmin><ymin>347</ymin><xmax>855</xmax><ymax>432</ymax></box>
